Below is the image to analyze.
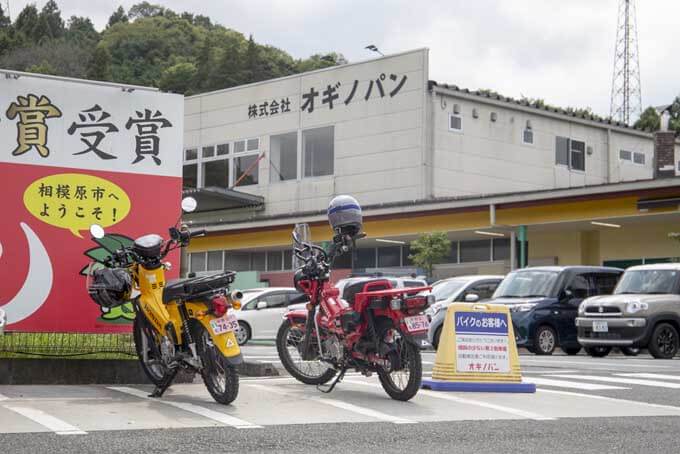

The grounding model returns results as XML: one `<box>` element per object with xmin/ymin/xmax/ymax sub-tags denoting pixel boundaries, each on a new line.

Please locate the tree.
<box><xmin>242</xmin><ymin>34</ymin><xmax>260</xmax><ymax>83</ymax></box>
<box><xmin>66</xmin><ymin>16</ymin><xmax>99</xmax><ymax>47</ymax></box>
<box><xmin>107</xmin><ymin>6</ymin><xmax>128</xmax><ymax>28</ymax></box>
<box><xmin>26</xmin><ymin>60</ymin><xmax>57</xmax><ymax>75</ymax></box>
<box><xmin>408</xmin><ymin>232</ymin><xmax>452</xmax><ymax>278</ymax></box>
<box><xmin>14</xmin><ymin>4</ymin><xmax>39</xmax><ymax>41</ymax></box>
<box><xmin>128</xmin><ymin>2</ymin><xmax>166</xmax><ymax>20</ymax></box>
<box><xmin>87</xmin><ymin>45</ymin><xmax>112</xmax><ymax>81</ymax></box>
<box><xmin>159</xmin><ymin>62</ymin><xmax>197</xmax><ymax>94</ymax></box>
<box><xmin>38</xmin><ymin>0</ymin><xmax>65</xmax><ymax>40</ymax></box>
<box><xmin>635</xmin><ymin>107</ymin><xmax>661</xmax><ymax>131</ymax></box>
<box><xmin>0</xmin><ymin>4</ymin><xmax>11</xmax><ymax>29</ymax></box>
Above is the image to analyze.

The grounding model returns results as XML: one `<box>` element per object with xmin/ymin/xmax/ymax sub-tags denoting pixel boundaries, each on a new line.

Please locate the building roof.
<box><xmin>429</xmin><ymin>80</ymin><xmax>668</xmax><ymax>138</ymax></box>
<box><xmin>182</xmin><ymin>187</ymin><xmax>264</xmax><ymax>212</ymax></box>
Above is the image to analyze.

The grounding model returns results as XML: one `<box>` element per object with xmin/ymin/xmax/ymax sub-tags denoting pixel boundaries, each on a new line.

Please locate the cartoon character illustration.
<box><xmin>80</xmin><ymin>233</ymin><xmax>136</xmax><ymax>322</ymax></box>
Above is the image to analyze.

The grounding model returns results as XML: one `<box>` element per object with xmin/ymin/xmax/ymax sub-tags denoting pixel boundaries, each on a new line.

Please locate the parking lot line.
<box><xmin>245</xmin><ymin>383</ymin><xmax>416</xmax><ymax>424</ymax></box>
<box><xmin>108</xmin><ymin>387</ymin><xmax>263</xmax><ymax>429</ymax></box>
<box><xmin>0</xmin><ymin>393</ymin><xmax>8</xmax><ymax>401</ymax></box>
<box><xmin>520</xmin><ymin>359</ymin><xmax>674</xmax><ymax>369</ymax></box>
<box><xmin>344</xmin><ymin>380</ymin><xmax>554</xmax><ymax>421</ymax></box>
<box><xmin>523</xmin><ymin>376</ymin><xmax>629</xmax><ymax>391</ymax></box>
<box><xmin>617</xmin><ymin>373</ymin><xmax>680</xmax><ymax>381</ymax></box>
<box><xmin>4</xmin><ymin>405</ymin><xmax>87</xmax><ymax>435</ymax></box>
<box><xmin>551</xmin><ymin>375</ymin><xmax>680</xmax><ymax>389</ymax></box>
<box><xmin>536</xmin><ymin>388</ymin><xmax>680</xmax><ymax>414</ymax></box>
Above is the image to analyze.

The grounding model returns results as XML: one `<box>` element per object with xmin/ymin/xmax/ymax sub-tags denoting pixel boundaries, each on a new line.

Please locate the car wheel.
<box><xmin>533</xmin><ymin>325</ymin><xmax>557</xmax><ymax>355</ymax></box>
<box><xmin>620</xmin><ymin>347</ymin><xmax>640</xmax><ymax>356</ymax></box>
<box><xmin>563</xmin><ymin>347</ymin><xmax>581</xmax><ymax>356</ymax></box>
<box><xmin>585</xmin><ymin>346</ymin><xmax>611</xmax><ymax>357</ymax></box>
<box><xmin>648</xmin><ymin>323</ymin><xmax>679</xmax><ymax>359</ymax></box>
<box><xmin>432</xmin><ymin>326</ymin><xmax>442</xmax><ymax>351</ymax></box>
<box><xmin>236</xmin><ymin>321</ymin><xmax>250</xmax><ymax>346</ymax></box>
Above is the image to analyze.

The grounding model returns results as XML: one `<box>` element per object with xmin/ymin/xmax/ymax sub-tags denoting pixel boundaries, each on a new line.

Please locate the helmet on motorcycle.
<box><xmin>88</xmin><ymin>267</ymin><xmax>132</xmax><ymax>308</ymax></box>
<box><xmin>327</xmin><ymin>195</ymin><xmax>362</xmax><ymax>237</ymax></box>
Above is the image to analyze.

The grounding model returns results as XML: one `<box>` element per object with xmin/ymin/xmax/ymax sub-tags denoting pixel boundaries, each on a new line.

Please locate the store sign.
<box><xmin>246</xmin><ymin>71</ymin><xmax>409</xmax><ymax>119</ymax></box>
<box><xmin>0</xmin><ymin>73</ymin><xmax>183</xmax><ymax>333</ymax></box>
<box><xmin>454</xmin><ymin>311</ymin><xmax>510</xmax><ymax>373</ymax></box>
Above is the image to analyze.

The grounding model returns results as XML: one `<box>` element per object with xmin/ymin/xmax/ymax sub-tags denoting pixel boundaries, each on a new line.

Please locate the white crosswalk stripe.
<box><xmin>4</xmin><ymin>405</ymin><xmax>87</xmax><ymax>435</ymax></box>
<box><xmin>551</xmin><ymin>374</ymin><xmax>680</xmax><ymax>389</ymax></box>
<box><xmin>108</xmin><ymin>386</ymin><xmax>263</xmax><ymax>429</ymax></box>
<box><xmin>522</xmin><ymin>376</ymin><xmax>629</xmax><ymax>391</ymax></box>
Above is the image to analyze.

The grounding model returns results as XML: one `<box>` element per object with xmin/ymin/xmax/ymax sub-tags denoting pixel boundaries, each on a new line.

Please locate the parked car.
<box><xmin>426</xmin><ymin>275</ymin><xmax>504</xmax><ymax>349</ymax></box>
<box><xmin>235</xmin><ymin>287</ymin><xmax>309</xmax><ymax>345</ymax></box>
<box><xmin>577</xmin><ymin>264</ymin><xmax>680</xmax><ymax>359</ymax></box>
<box><xmin>491</xmin><ymin>266</ymin><xmax>623</xmax><ymax>355</ymax></box>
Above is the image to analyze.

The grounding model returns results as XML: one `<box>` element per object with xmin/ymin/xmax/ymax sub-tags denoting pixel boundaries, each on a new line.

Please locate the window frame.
<box><xmin>183</xmin><ymin>137</ymin><xmax>261</xmax><ymax>190</ymax></box>
<box><xmin>555</xmin><ymin>136</ymin><xmax>586</xmax><ymax>172</ymax></box>
<box><xmin>619</xmin><ymin>149</ymin><xmax>632</xmax><ymax>162</ymax></box>
<box><xmin>448</xmin><ymin>113</ymin><xmax>463</xmax><ymax>133</ymax></box>
<box><xmin>302</xmin><ymin>126</ymin><xmax>335</xmax><ymax>179</ymax></box>
<box><xmin>269</xmin><ymin>130</ymin><xmax>299</xmax><ymax>183</ymax></box>
<box><xmin>522</xmin><ymin>128</ymin><xmax>534</xmax><ymax>145</ymax></box>
<box><xmin>632</xmin><ymin>151</ymin><xmax>646</xmax><ymax>166</ymax></box>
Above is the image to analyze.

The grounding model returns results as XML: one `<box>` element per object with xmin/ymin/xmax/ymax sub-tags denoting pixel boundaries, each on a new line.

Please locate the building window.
<box><xmin>217</xmin><ymin>143</ymin><xmax>229</xmax><ymax>156</ymax></box>
<box><xmin>378</xmin><ymin>246</ymin><xmax>401</xmax><ymax>267</ymax></box>
<box><xmin>449</xmin><ymin>113</ymin><xmax>462</xmax><ymax>132</ymax></box>
<box><xmin>283</xmin><ymin>250</ymin><xmax>293</xmax><ymax>270</ymax></box>
<box><xmin>183</xmin><ymin>163</ymin><xmax>197</xmax><ymax>189</ymax></box>
<box><xmin>185</xmin><ymin>148</ymin><xmax>198</xmax><ymax>161</ymax></box>
<box><xmin>522</xmin><ymin>128</ymin><xmax>534</xmax><ymax>144</ymax></box>
<box><xmin>235</xmin><ymin>155</ymin><xmax>259</xmax><ymax>186</ymax></box>
<box><xmin>633</xmin><ymin>152</ymin><xmax>645</xmax><ymax>165</ymax></box>
<box><xmin>270</xmin><ymin>132</ymin><xmax>298</xmax><ymax>182</ymax></box>
<box><xmin>555</xmin><ymin>136</ymin><xmax>585</xmax><ymax>171</ymax></box>
<box><xmin>202</xmin><ymin>145</ymin><xmax>215</xmax><ymax>158</ymax></box>
<box><xmin>225</xmin><ymin>252</ymin><xmax>250</xmax><ymax>271</ymax></box>
<box><xmin>619</xmin><ymin>149</ymin><xmax>632</xmax><ymax>161</ymax></box>
<box><xmin>355</xmin><ymin>248</ymin><xmax>376</xmax><ymax>269</ymax></box>
<box><xmin>460</xmin><ymin>240</ymin><xmax>491</xmax><ymax>263</ymax></box>
<box><xmin>203</xmin><ymin>159</ymin><xmax>229</xmax><ymax>188</ymax></box>
<box><xmin>190</xmin><ymin>252</ymin><xmax>206</xmax><ymax>273</ymax></box>
<box><xmin>251</xmin><ymin>252</ymin><xmax>266</xmax><ymax>272</ymax></box>
<box><xmin>570</xmin><ymin>140</ymin><xmax>585</xmax><ymax>171</ymax></box>
<box><xmin>207</xmin><ymin>251</ymin><xmax>223</xmax><ymax>271</ymax></box>
<box><xmin>303</xmin><ymin>126</ymin><xmax>334</xmax><ymax>177</ymax></box>
<box><xmin>492</xmin><ymin>238</ymin><xmax>511</xmax><ymax>261</ymax></box>
<box><xmin>267</xmin><ymin>251</ymin><xmax>283</xmax><ymax>271</ymax></box>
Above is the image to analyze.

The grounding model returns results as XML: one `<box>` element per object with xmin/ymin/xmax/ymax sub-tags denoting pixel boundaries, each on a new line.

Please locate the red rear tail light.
<box><xmin>404</xmin><ymin>296</ymin><xmax>427</xmax><ymax>309</ymax></box>
<box><xmin>211</xmin><ymin>295</ymin><xmax>228</xmax><ymax>317</ymax></box>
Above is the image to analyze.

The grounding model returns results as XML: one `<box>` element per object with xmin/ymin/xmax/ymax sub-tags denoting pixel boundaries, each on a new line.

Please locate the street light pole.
<box><xmin>365</xmin><ymin>45</ymin><xmax>384</xmax><ymax>57</ymax></box>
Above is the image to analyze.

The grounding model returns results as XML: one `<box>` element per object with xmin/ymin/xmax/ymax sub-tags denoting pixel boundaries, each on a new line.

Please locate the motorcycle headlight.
<box><xmin>511</xmin><ymin>303</ymin><xmax>537</xmax><ymax>313</ymax></box>
<box><xmin>626</xmin><ymin>301</ymin><xmax>648</xmax><ymax>314</ymax></box>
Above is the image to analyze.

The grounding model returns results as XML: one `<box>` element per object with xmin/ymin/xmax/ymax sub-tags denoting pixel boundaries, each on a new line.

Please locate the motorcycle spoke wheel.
<box><xmin>276</xmin><ymin>320</ymin><xmax>336</xmax><ymax>385</ymax></box>
<box><xmin>377</xmin><ymin>331</ymin><xmax>422</xmax><ymax>401</ymax></box>
<box><xmin>196</xmin><ymin>327</ymin><xmax>239</xmax><ymax>405</ymax></box>
<box><xmin>133</xmin><ymin>316</ymin><xmax>172</xmax><ymax>386</ymax></box>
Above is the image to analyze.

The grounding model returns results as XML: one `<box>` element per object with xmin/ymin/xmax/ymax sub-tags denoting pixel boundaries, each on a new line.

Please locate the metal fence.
<box><xmin>0</xmin><ymin>331</ymin><xmax>136</xmax><ymax>359</ymax></box>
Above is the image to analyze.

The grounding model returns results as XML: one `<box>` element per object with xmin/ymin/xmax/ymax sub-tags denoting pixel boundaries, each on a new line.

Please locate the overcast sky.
<box><xmin>6</xmin><ymin>0</ymin><xmax>679</xmax><ymax>118</ymax></box>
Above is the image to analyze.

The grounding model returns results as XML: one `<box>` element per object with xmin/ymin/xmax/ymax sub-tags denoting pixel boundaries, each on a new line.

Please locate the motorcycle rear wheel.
<box><xmin>133</xmin><ymin>315</ymin><xmax>175</xmax><ymax>386</ymax></box>
<box><xmin>195</xmin><ymin>325</ymin><xmax>239</xmax><ymax>405</ymax></box>
<box><xmin>276</xmin><ymin>320</ymin><xmax>337</xmax><ymax>385</ymax></box>
<box><xmin>377</xmin><ymin>332</ymin><xmax>422</xmax><ymax>401</ymax></box>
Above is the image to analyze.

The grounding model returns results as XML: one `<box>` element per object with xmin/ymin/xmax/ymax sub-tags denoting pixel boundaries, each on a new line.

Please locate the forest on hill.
<box><xmin>0</xmin><ymin>1</ymin><xmax>344</xmax><ymax>95</ymax></box>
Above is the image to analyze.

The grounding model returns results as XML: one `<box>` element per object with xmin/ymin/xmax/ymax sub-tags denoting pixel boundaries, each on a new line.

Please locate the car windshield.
<box><xmin>240</xmin><ymin>290</ymin><xmax>263</xmax><ymax>304</ymax></box>
<box><xmin>430</xmin><ymin>279</ymin><xmax>467</xmax><ymax>301</ymax></box>
<box><xmin>614</xmin><ymin>269</ymin><xmax>679</xmax><ymax>295</ymax></box>
<box><xmin>493</xmin><ymin>270</ymin><xmax>559</xmax><ymax>298</ymax></box>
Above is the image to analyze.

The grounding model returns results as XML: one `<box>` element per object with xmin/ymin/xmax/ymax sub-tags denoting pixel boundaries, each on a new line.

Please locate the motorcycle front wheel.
<box><xmin>377</xmin><ymin>331</ymin><xmax>422</xmax><ymax>401</ymax></box>
<box><xmin>276</xmin><ymin>320</ymin><xmax>336</xmax><ymax>385</ymax></box>
<box><xmin>133</xmin><ymin>315</ymin><xmax>175</xmax><ymax>386</ymax></box>
<box><xmin>195</xmin><ymin>325</ymin><xmax>239</xmax><ymax>405</ymax></box>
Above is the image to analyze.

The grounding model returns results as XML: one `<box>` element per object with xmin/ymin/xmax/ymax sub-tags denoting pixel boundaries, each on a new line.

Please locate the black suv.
<box><xmin>491</xmin><ymin>266</ymin><xmax>623</xmax><ymax>355</ymax></box>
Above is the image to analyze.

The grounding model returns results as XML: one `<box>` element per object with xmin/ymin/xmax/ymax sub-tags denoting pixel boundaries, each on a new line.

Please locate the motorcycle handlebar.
<box><xmin>190</xmin><ymin>229</ymin><xmax>207</xmax><ymax>238</ymax></box>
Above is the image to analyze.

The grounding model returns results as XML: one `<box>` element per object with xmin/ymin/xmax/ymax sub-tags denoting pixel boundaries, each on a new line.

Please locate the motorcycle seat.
<box><xmin>162</xmin><ymin>272</ymin><xmax>235</xmax><ymax>303</ymax></box>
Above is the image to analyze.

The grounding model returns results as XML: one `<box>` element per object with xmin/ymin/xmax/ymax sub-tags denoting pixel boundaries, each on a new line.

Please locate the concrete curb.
<box><xmin>0</xmin><ymin>358</ymin><xmax>278</xmax><ymax>385</ymax></box>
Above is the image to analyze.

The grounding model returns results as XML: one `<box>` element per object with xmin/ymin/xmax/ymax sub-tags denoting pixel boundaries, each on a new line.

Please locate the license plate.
<box><xmin>210</xmin><ymin>313</ymin><xmax>239</xmax><ymax>335</ymax></box>
<box><xmin>404</xmin><ymin>315</ymin><xmax>430</xmax><ymax>332</ymax></box>
<box><xmin>592</xmin><ymin>321</ymin><xmax>608</xmax><ymax>333</ymax></box>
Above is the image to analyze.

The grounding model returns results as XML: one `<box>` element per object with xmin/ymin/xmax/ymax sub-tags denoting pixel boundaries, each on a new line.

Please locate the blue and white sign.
<box><xmin>455</xmin><ymin>311</ymin><xmax>510</xmax><ymax>373</ymax></box>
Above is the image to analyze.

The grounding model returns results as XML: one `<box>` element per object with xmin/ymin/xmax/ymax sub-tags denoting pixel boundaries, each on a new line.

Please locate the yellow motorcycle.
<box><xmin>86</xmin><ymin>197</ymin><xmax>243</xmax><ymax>404</ymax></box>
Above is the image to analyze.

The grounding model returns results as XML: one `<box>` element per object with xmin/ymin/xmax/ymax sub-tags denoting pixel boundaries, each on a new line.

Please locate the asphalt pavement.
<box><xmin>1</xmin><ymin>345</ymin><xmax>679</xmax><ymax>453</ymax></box>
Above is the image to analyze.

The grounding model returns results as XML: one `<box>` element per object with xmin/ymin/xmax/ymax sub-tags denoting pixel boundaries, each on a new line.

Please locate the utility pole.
<box><xmin>609</xmin><ymin>0</ymin><xmax>642</xmax><ymax>125</ymax></box>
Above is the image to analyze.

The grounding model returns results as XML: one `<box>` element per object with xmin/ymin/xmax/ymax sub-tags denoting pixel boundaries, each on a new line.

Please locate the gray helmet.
<box><xmin>327</xmin><ymin>195</ymin><xmax>362</xmax><ymax>237</ymax></box>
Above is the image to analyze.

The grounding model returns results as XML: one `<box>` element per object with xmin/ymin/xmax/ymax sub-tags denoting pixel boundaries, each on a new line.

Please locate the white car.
<box><xmin>235</xmin><ymin>287</ymin><xmax>309</xmax><ymax>345</ymax></box>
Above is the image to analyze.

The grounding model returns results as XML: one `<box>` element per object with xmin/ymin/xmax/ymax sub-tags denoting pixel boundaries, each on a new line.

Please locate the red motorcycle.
<box><xmin>276</xmin><ymin>203</ymin><xmax>432</xmax><ymax>401</ymax></box>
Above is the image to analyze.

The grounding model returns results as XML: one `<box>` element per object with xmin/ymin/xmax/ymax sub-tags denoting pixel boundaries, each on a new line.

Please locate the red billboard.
<box><xmin>0</xmin><ymin>72</ymin><xmax>184</xmax><ymax>333</ymax></box>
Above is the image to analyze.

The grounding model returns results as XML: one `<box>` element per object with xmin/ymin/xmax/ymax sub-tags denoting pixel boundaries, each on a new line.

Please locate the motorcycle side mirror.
<box><xmin>90</xmin><ymin>224</ymin><xmax>105</xmax><ymax>239</ymax></box>
<box><xmin>181</xmin><ymin>197</ymin><xmax>197</xmax><ymax>213</ymax></box>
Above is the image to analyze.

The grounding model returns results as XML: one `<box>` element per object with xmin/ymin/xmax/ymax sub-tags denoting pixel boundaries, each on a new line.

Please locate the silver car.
<box><xmin>426</xmin><ymin>275</ymin><xmax>504</xmax><ymax>349</ymax></box>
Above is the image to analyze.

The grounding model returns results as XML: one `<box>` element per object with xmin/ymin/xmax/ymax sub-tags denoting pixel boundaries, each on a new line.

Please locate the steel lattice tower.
<box><xmin>610</xmin><ymin>0</ymin><xmax>642</xmax><ymax>124</ymax></box>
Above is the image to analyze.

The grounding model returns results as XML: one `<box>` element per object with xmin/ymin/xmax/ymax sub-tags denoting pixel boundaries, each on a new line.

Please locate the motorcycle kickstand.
<box><xmin>149</xmin><ymin>368</ymin><xmax>178</xmax><ymax>398</ymax></box>
<box><xmin>317</xmin><ymin>367</ymin><xmax>346</xmax><ymax>394</ymax></box>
